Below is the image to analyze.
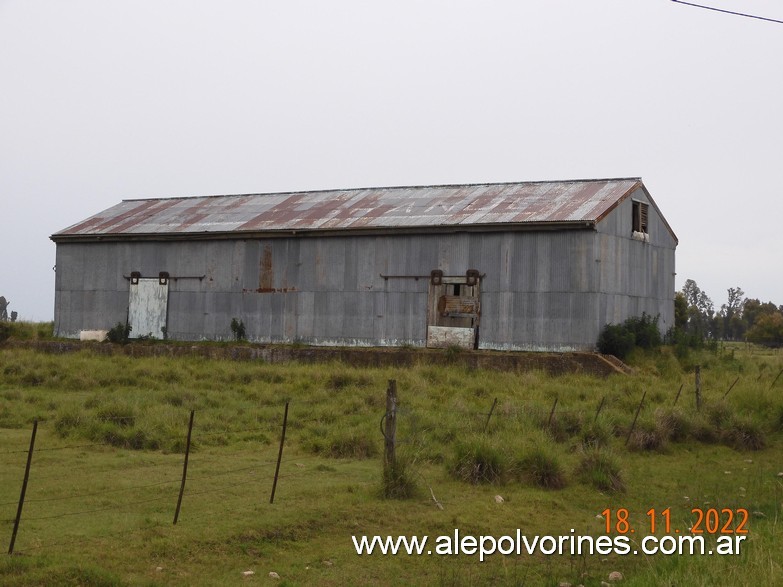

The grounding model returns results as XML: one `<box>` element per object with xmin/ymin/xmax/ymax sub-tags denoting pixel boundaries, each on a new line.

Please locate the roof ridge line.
<box><xmin>121</xmin><ymin>177</ymin><xmax>643</xmax><ymax>202</ymax></box>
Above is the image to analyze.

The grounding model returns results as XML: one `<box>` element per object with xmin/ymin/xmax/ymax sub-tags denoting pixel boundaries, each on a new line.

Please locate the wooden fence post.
<box><xmin>625</xmin><ymin>391</ymin><xmax>647</xmax><ymax>446</ymax></box>
<box><xmin>770</xmin><ymin>368</ymin><xmax>783</xmax><ymax>391</ymax></box>
<box><xmin>8</xmin><ymin>419</ymin><xmax>37</xmax><ymax>555</ymax></box>
<box><xmin>269</xmin><ymin>401</ymin><xmax>289</xmax><ymax>504</ymax></box>
<box><xmin>594</xmin><ymin>396</ymin><xmax>606</xmax><ymax>423</ymax></box>
<box><xmin>673</xmin><ymin>383</ymin><xmax>684</xmax><ymax>407</ymax></box>
<box><xmin>483</xmin><ymin>398</ymin><xmax>498</xmax><ymax>433</ymax></box>
<box><xmin>695</xmin><ymin>366</ymin><xmax>702</xmax><ymax>411</ymax></box>
<box><xmin>384</xmin><ymin>380</ymin><xmax>398</xmax><ymax>470</ymax></box>
<box><xmin>723</xmin><ymin>377</ymin><xmax>740</xmax><ymax>399</ymax></box>
<box><xmin>173</xmin><ymin>410</ymin><xmax>195</xmax><ymax>525</ymax></box>
<box><xmin>547</xmin><ymin>396</ymin><xmax>559</xmax><ymax>428</ymax></box>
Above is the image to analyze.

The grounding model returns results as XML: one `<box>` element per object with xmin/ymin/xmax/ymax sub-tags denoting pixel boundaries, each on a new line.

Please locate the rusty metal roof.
<box><xmin>52</xmin><ymin>178</ymin><xmax>648</xmax><ymax>239</ymax></box>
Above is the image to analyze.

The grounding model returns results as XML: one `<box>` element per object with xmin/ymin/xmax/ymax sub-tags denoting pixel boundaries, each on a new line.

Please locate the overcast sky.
<box><xmin>1</xmin><ymin>0</ymin><xmax>781</xmax><ymax>321</ymax></box>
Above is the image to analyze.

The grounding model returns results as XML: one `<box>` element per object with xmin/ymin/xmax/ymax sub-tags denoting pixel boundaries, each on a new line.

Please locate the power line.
<box><xmin>671</xmin><ymin>0</ymin><xmax>783</xmax><ymax>25</ymax></box>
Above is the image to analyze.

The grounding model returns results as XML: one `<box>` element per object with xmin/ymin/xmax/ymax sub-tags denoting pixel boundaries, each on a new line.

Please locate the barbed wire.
<box><xmin>16</xmin><ymin>516</ymin><xmax>171</xmax><ymax>553</ymax></box>
<box><xmin>7</xmin><ymin>477</ymin><xmax>181</xmax><ymax>507</ymax></box>
<box><xmin>3</xmin><ymin>383</ymin><xmax>778</xmax><ymax>556</ymax></box>
<box><xmin>22</xmin><ymin>492</ymin><xmax>173</xmax><ymax>522</ymax></box>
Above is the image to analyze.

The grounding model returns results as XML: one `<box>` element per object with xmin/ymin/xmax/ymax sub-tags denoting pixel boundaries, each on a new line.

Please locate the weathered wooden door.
<box><xmin>128</xmin><ymin>276</ymin><xmax>169</xmax><ymax>339</ymax></box>
<box><xmin>426</xmin><ymin>270</ymin><xmax>481</xmax><ymax>349</ymax></box>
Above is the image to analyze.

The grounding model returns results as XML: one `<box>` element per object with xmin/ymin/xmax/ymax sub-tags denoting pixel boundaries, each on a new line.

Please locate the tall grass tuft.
<box><xmin>627</xmin><ymin>418</ymin><xmax>669</xmax><ymax>452</ymax></box>
<box><xmin>513</xmin><ymin>444</ymin><xmax>567</xmax><ymax>489</ymax></box>
<box><xmin>722</xmin><ymin>415</ymin><xmax>767</xmax><ymax>451</ymax></box>
<box><xmin>450</xmin><ymin>438</ymin><xmax>505</xmax><ymax>484</ymax></box>
<box><xmin>576</xmin><ymin>447</ymin><xmax>625</xmax><ymax>493</ymax></box>
<box><xmin>654</xmin><ymin>407</ymin><xmax>691</xmax><ymax>442</ymax></box>
<box><xmin>316</xmin><ymin>430</ymin><xmax>379</xmax><ymax>459</ymax></box>
<box><xmin>579</xmin><ymin>418</ymin><xmax>612</xmax><ymax>449</ymax></box>
<box><xmin>382</xmin><ymin>457</ymin><xmax>417</xmax><ymax>499</ymax></box>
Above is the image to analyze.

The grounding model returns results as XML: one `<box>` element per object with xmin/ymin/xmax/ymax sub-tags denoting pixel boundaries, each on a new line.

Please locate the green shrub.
<box><xmin>230</xmin><ymin>318</ymin><xmax>246</xmax><ymax>341</ymax></box>
<box><xmin>107</xmin><ymin>321</ymin><xmax>131</xmax><ymax>344</ymax></box>
<box><xmin>597</xmin><ymin>313</ymin><xmax>661</xmax><ymax>359</ymax></box>
<box><xmin>597</xmin><ymin>324</ymin><xmax>635</xmax><ymax>359</ymax></box>
<box><xmin>626</xmin><ymin>313</ymin><xmax>662</xmax><ymax>349</ymax></box>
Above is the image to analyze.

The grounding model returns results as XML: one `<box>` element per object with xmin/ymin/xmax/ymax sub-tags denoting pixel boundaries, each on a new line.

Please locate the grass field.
<box><xmin>1</xmin><ymin>328</ymin><xmax>783</xmax><ymax>586</ymax></box>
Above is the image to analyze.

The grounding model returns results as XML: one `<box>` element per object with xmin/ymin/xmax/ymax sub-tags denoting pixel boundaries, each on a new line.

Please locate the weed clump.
<box><xmin>543</xmin><ymin>411</ymin><xmax>583</xmax><ymax>442</ymax></box>
<box><xmin>95</xmin><ymin>402</ymin><xmax>137</xmax><ymax>427</ymax></box>
<box><xmin>722</xmin><ymin>416</ymin><xmax>766</xmax><ymax>451</ymax></box>
<box><xmin>689</xmin><ymin>413</ymin><xmax>720</xmax><ymax>443</ymax></box>
<box><xmin>326</xmin><ymin>372</ymin><xmax>372</xmax><ymax>391</ymax></box>
<box><xmin>579</xmin><ymin>419</ymin><xmax>612</xmax><ymax>449</ymax></box>
<box><xmin>654</xmin><ymin>407</ymin><xmax>691</xmax><ymax>442</ymax></box>
<box><xmin>773</xmin><ymin>406</ymin><xmax>783</xmax><ymax>432</ymax></box>
<box><xmin>54</xmin><ymin>408</ymin><xmax>85</xmax><ymax>437</ymax></box>
<box><xmin>576</xmin><ymin>447</ymin><xmax>625</xmax><ymax>493</ymax></box>
<box><xmin>382</xmin><ymin>457</ymin><xmax>417</xmax><ymax>499</ymax></box>
<box><xmin>513</xmin><ymin>445</ymin><xmax>567</xmax><ymax>489</ymax></box>
<box><xmin>326</xmin><ymin>431</ymin><xmax>378</xmax><ymax>459</ymax></box>
<box><xmin>627</xmin><ymin>418</ymin><xmax>669</xmax><ymax>452</ymax></box>
<box><xmin>706</xmin><ymin>400</ymin><xmax>733</xmax><ymax>428</ymax></box>
<box><xmin>450</xmin><ymin>439</ymin><xmax>505</xmax><ymax>484</ymax></box>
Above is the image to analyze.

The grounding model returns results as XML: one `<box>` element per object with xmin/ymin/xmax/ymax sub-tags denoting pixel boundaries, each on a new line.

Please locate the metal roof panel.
<box><xmin>52</xmin><ymin>178</ymin><xmax>644</xmax><ymax>238</ymax></box>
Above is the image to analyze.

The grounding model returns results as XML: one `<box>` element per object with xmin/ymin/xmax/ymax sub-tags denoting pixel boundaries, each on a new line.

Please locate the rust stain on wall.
<box><xmin>259</xmin><ymin>245</ymin><xmax>274</xmax><ymax>291</ymax></box>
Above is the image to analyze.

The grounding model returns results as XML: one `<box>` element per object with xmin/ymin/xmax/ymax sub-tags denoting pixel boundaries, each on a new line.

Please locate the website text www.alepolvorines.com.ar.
<box><xmin>352</xmin><ymin>529</ymin><xmax>747</xmax><ymax>562</ymax></box>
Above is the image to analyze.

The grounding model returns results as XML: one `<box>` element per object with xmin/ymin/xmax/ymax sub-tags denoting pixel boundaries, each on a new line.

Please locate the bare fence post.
<box><xmin>770</xmin><ymin>368</ymin><xmax>783</xmax><ymax>391</ymax></box>
<box><xmin>484</xmin><ymin>398</ymin><xmax>498</xmax><ymax>433</ymax></box>
<box><xmin>625</xmin><ymin>391</ymin><xmax>647</xmax><ymax>446</ymax></box>
<box><xmin>547</xmin><ymin>396</ymin><xmax>559</xmax><ymax>428</ymax></box>
<box><xmin>384</xmin><ymin>380</ymin><xmax>398</xmax><ymax>470</ymax></box>
<box><xmin>269</xmin><ymin>401</ymin><xmax>290</xmax><ymax>504</ymax></box>
<box><xmin>673</xmin><ymin>383</ymin><xmax>684</xmax><ymax>407</ymax></box>
<box><xmin>594</xmin><ymin>396</ymin><xmax>606</xmax><ymax>423</ymax></box>
<box><xmin>695</xmin><ymin>366</ymin><xmax>702</xmax><ymax>411</ymax></box>
<box><xmin>173</xmin><ymin>410</ymin><xmax>195</xmax><ymax>525</ymax></box>
<box><xmin>723</xmin><ymin>376</ymin><xmax>740</xmax><ymax>399</ymax></box>
<box><xmin>8</xmin><ymin>419</ymin><xmax>37</xmax><ymax>555</ymax></box>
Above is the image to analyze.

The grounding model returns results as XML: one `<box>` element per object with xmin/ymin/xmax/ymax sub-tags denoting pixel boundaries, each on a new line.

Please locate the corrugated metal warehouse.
<box><xmin>50</xmin><ymin>178</ymin><xmax>677</xmax><ymax>352</ymax></box>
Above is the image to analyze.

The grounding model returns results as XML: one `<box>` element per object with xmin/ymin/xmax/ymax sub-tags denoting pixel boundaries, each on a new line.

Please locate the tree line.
<box><xmin>676</xmin><ymin>280</ymin><xmax>783</xmax><ymax>347</ymax></box>
<box><xmin>597</xmin><ymin>280</ymin><xmax>782</xmax><ymax>359</ymax></box>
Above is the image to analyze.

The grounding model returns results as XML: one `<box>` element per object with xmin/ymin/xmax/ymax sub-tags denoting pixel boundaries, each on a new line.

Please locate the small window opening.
<box><xmin>632</xmin><ymin>201</ymin><xmax>649</xmax><ymax>234</ymax></box>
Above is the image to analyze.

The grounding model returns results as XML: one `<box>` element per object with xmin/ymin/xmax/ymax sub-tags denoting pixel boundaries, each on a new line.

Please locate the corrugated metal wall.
<box><xmin>54</xmin><ymin>196</ymin><xmax>675</xmax><ymax>351</ymax></box>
